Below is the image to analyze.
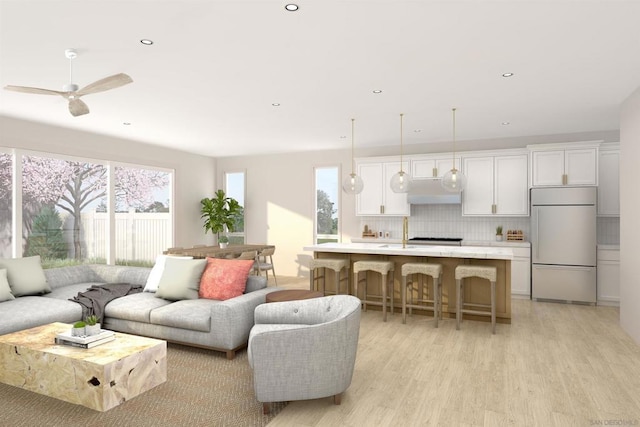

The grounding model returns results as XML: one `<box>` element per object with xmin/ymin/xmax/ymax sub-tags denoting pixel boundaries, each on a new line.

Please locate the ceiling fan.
<box><xmin>3</xmin><ymin>49</ymin><xmax>133</xmax><ymax>117</ymax></box>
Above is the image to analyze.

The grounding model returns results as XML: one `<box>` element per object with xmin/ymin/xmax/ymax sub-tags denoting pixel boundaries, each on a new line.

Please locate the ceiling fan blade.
<box><xmin>69</xmin><ymin>98</ymin><xmax>90</xmax><ymax>117</ymax></box>
<box><xmin>4</xmin><ymin>85</ymin><xmax>66</xmax><ymax>97</ymax></box>
<box><xmin>76</xmin><ymin>73</ymin><xmax>133</xmax><ymax>96</ymax></box>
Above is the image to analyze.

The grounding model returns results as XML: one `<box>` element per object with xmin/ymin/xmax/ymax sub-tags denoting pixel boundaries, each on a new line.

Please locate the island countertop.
<box><xmin>303</xmin><ymin>242</ymin><xmax>513</xmax><ymax>260</ymax></box>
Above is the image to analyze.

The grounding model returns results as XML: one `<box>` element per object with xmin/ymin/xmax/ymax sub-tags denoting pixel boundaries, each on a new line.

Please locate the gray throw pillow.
<box><xmin>0</xmin><ymin>269</ymin><xmax>15</xmax><ymax>302</ymax></box>
<box><xmin>155</xmin><ymin>258</ymin><xmax>207</xmax><ymax>301</ymax></box>
<box><xmin>0</xmin><ymin>255</ymin><xmax>50</xmax><ymax>297</ymax></box>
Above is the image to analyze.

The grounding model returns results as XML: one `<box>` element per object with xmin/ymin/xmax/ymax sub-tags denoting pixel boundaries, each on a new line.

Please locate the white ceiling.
<box><xmin>1</xmin><ymin>1</ymin><xmax>639</xmax><ymax>158</ymax></box>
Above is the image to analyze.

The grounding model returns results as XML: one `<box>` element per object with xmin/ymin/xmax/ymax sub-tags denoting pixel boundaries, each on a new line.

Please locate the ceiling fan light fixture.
<box><xmin>390</xmin><ymin>113</ymin><xmax>411</xmax><ymax>193</ymax></box>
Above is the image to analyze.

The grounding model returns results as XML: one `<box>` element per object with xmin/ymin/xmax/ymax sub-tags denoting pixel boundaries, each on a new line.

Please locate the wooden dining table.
<box><xmin>163</xmin><ymin>244</ymin><xmax>274</xmax><ymax>259</ymax></box>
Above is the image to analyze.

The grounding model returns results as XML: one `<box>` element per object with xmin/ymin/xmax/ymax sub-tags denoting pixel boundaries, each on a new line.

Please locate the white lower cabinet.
<box><xmin>511</xmin><ymin>247</ymin><xmax>531</xmax><ymax>297</ymax></box>
<box><xmin>597</xmin><ymin>248</ymin><xmax>620</xmax><ymax>305</ymax></box>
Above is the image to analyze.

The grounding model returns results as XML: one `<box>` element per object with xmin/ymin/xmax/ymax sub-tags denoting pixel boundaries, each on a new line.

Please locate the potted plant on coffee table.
<box><xmin>200</xmin><ymin>189</ymin><xmax>242</xmax><ymax>246</ymax></box>
<box><xmin>71</xmin><ymin>321</ymin><xmax>86</xmax><ymax>337</ymax></box>
<box><xmin>85</xmin><ymin>315</ymin><xmax>101</xmax><ymax>336</ymax></box>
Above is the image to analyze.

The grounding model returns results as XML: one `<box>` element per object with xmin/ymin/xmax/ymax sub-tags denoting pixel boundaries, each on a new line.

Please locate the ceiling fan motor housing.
<box><xmin>63</xmin><ymin>83</ymin><xmax>79</xmax><ymax>92</ymax></box>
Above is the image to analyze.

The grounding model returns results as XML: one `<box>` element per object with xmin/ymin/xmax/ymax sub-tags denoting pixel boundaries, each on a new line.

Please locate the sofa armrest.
<box><xmin>206</xmin><ymin>288</ymin><xmax>279</xmax><ymax>349</ymax></box>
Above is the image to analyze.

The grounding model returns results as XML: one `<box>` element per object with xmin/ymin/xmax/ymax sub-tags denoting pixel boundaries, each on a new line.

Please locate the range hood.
<box><xmin>407</xmin><ymin>179</ymin><xmax>462</xmax><ymax>204</ymax></box>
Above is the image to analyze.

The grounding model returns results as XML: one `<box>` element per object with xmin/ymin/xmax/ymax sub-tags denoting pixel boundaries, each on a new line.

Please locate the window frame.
<box><xmin>313</xmin><ymin>165</ymin><xmax>341</xmax><ymax>244</ymax></box>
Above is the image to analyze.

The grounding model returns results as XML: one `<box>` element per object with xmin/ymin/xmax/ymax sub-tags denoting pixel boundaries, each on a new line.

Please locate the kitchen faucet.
<box><xmin>402</xmin><ymin>216</ymin><xmax>408</xmax><ymax>248</ymax></box>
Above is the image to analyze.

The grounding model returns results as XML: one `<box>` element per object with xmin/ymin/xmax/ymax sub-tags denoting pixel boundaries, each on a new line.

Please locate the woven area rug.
<box><xmin>0</xmin><ymin>343</ymin><xmax>286</xmax><ymax>427</ymax></box>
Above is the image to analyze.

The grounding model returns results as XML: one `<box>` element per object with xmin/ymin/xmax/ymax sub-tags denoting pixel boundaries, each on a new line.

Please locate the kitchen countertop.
<box><xmin>304</xmin><ymin>242</ymin><xmax>513</xmax><ymax>260</ymax></box>
<box><xmin>351</xmin><ymin>238</ymin><xmax>529</xmax><ymax>248</ymax></box>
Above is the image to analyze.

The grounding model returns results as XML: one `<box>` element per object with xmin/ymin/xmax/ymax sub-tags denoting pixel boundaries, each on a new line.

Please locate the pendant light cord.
<box><xmin>351</xmin><ymin>118</ymin><xmax>355</xmax><ymax>175</ymax></box>
<box><xmin>400</xmin><ymin>113</ymin><xmax>404</xmax><ymax>173</ymax></box>
<box><xmin>452</xmin><ymin>108</ymin><xmax>457</xmax><ymax>169</ymax></box>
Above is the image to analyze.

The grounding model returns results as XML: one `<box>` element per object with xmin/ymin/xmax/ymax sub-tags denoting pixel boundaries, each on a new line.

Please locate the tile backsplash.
<box><xmin>358</xmin><ymin>204</ymin><xmax>620</xmax><ymax>245</ymax></box>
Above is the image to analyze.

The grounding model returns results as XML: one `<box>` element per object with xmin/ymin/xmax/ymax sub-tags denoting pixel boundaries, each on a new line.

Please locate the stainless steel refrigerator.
<box><xmin>530</xmin><ymin>187</ymin><xmax>597</xmax><ymax>303</ymax></box>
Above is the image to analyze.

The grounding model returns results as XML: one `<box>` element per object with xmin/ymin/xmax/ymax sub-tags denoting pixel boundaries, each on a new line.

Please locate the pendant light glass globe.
<box><xmin>342</xmin><ymin>118</ymin><xmax>364</xmax><ymax>195</ymax></box>
<box><xmin>390</xmin><ymin>170</ymin><xmax>411</xmax><ymax>193</ymax></box>
<box><xmin>441</xmin><ymin>107</ymin><xmax>466</xmax><ymax>193</ymax></box>
<box><xmin>342</xmin><ymin>173</ymin><xmax>364</xmax><ymax>194</ymax></box>
<box><xmin>442</xmin><ymin>168</ymin><xmax>467</xmax><ymax>192</ymax></box>
<box><xmin>390</xmin><ymin>113</ymin><xmax>411</xmax><ymax>193</ymax></box>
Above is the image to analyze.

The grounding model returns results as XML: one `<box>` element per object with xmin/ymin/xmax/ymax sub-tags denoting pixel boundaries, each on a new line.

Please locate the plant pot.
<box><xmin>85</xmin><ymin>324</ymin><xmax>101</xmax><ymax>336</ymax></box>
<box><xmin>496</xmin><ymin>235</ymin><xmax>503</xmax><ymax>241</ymax></box>
<box><xmin>219</xmin><ymin>242</ymin><xmax>228</xmax><ymax>249</ymax></box>
<box><xmin>71</xmin><ymin>326</ymin><xmax>86</xmax><ymax>337</ymax></box>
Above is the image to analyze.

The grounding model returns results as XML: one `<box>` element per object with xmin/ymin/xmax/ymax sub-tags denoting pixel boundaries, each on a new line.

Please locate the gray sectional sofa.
<box><xmin>0</xmin><ymin>264</ymin><xmax>275</xmax><ymax>359</ymax></box>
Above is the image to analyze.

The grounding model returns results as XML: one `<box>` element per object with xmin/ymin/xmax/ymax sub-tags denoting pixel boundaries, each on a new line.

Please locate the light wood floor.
<box><xmin>267</xmin><ymin>277</ymin><xmax>640</xmax><ymax>426</ymax></box>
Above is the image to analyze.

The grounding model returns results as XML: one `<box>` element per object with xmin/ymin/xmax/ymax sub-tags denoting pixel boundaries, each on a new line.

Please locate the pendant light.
<box><xmin>441</xmin><ymin>107</ymin><xmax>467</xmax><ymax>192</ymax></box>
<box><xmin>390</xmin><ymin>113</ymin><xmax>411</xmax><ymax>193</ymax></box>
<box><xmin>342</xmin><ymin>118</ymin><xmax>364</xmax><ymax>194</ymax></box>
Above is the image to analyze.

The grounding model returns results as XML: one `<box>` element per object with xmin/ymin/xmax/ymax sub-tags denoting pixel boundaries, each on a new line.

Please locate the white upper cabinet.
<box><xmin>411</xmin><ymin>154</ymin><xmax>460</xmax><ymax>179</ymax></box>
<box><xmin>462</xmin><ymin>152</ymin><xmax>529</xmax><ymax>216</ymax></box>
<box><xmin>529</xmin><ymin>142</ymin><xmax>600</xmax><ymax>187</ymax></box>
<box><xmin>598</xmin><ymin>143</ymin><xmax>620</xmax><ymax>216</ymax></box>
<box><xmin>355</xmin><ymin>158</ymin><xmax>410</xmax><ymax>216</ymax></box>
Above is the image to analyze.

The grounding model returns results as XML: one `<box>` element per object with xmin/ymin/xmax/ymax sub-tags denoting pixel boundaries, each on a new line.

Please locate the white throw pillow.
<box><xmin>144</xmin><ymin>254</ymin><xmax>194</xmax><ymax>292</ymax></box>
<box><xmin>0</xmin><ymin>269</ymin><xmax>15</xmax><ymax>302</ymax></box>
<box><xmin>0</xmin><ymin>255</ymin><xmax>50</xmax><ymax>297</ymax></box>
<box><xmin>155</xmin><ymin>257</ymin><xmax>207</xmax><ymax>301</ymax></box>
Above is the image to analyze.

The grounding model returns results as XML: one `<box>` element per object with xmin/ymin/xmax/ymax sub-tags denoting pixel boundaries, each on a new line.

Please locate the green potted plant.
<box><xmin>218</xmin><ymin>235</ymin><xmax>229</xmax><ymax>249</ymax></box>
<box><xmin>85</xmin><ymin>315</ymin><xmax>101</xmax><ymax>336</ymax></box>
<box><xmin>71</xmin><ymin>321</ymin><xmax>86</xmax><ymax>337</ymax></box>
<box><xmin>200</xmin><ymin>190</ymin><xmax>242</xmax><ymax>246</ymax></box>
<box><xmin>496</xmin><ymin>225</ymin><xmax>503</xmax><ymax>241</ymax></box>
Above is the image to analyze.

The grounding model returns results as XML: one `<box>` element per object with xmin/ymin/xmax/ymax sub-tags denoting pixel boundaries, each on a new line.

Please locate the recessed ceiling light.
<box><xmin>502</xmin><ymin>72</ymin><xmax>514</xmax><ymax>77</ymax></box>
<box><xmin>372</xmin><ymin>90</ymin><xmax>382</xmax><ymax>94</ymax></box>
<box><xmin>285</xmin><ymin>4</ymin><xmax>299</xmax><ymax>11</ymax></box>
<box><xmin>140</xmin><ymin>39</ymin><xmax>153</xmax><ymax>45</ymax></box>
<box><xmin>501</xmin><ymin>122</ymin><xmax>510</xmax><ymax>126</ymax></box>
<box><xmin>413</xmin><ymin>129</ymin><xmax>421</xmax><ymax>133</ymax></box>
<box><xmin>340</xmin><ymin>135</ymin><xmax>347</xmax><ymax>139</ymax></box>
<box><xmin>123</xmin><ymin>122</ymin><xmax>131</xmax><ymax>126</ymax></box>
<box><xmin>272</xmin><ymin>103</ymin><xmax>281</xmax><ymax>107</ymax></box>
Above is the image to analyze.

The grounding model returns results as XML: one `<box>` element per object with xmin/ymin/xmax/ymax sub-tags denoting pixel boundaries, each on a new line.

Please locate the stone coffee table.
<box><xmin>0</xmin><ymin>322</ymin><xmax>166</xmax><ymax>411</ymax></box>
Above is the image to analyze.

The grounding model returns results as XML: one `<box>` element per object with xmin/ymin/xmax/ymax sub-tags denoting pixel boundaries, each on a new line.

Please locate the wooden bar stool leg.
<box><xmin>402</xmin><ymin>274</ymin><xmax>407</xmax><ymax>324</ymax></box>
<box><xmin>382</xmin><ymin>273</ymin><xmax>387</xmax><ymax>322</ymax></box>
<box><xmin>334</xmin><ymin>269</ymin><xmax>341</xmax><ymax>295</ymax></box>
<box><xmin>434</xmin><ymin>277</ymin><xmax>440</xmax><ymax>328</ymax></box>
<box><xmin>456</xmin><ymin>278</ymin><xmax>462</xmax><ymax>330</ymax></box>
<box><xmin>388</xmin><ymin>273</ymin><xmax>394</xmax><ymax>317</ymax></box>
<box><xmin>491</xmin><ymin>280</ymin><xmax>496</xmax><ymax>334</ymax></box>
<box><xmin>310</xmin><ymin>268</ymin><xmax>315</xmax><ymax>291</ymax></box>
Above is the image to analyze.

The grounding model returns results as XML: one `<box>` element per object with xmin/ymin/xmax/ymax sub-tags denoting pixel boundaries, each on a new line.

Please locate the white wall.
<box><xmin>620</xmin><ymin>86</ymin><xmax>640</xmax><ymax>344</ymax></box>
<box><xmin>0</xmin><ymin>115</ymin><xmax>216</xmax><ymax>250</ymax></box>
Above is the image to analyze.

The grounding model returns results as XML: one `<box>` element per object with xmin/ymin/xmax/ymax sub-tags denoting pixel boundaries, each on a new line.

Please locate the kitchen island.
<box><xmin>304</xmin><ymin>242</ymin><xmax>513</xmax><ymax>324</ymax></box>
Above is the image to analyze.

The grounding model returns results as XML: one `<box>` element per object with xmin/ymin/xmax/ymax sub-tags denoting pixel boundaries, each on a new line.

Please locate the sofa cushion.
<box><xmin>104</xmin><ymin>292</ymin><xmax>172</xmax><ymax>323</ymax></box>
<box><xmin>0</xmin><ymin>255</ymin><xmax>50</xmax><ymax>297</ymax></box>
<box><xmin>245</xmin><ymin>275</ymin><xmax>268</xmax><ymax>293</ymax></box>
<box><xmin>144</xmin><ymin>255</ymin><xmax>194</xmax><ymax>292</ymax></box>
<box><xmin>0</xmin><ymin>296</ymin><xmax>82</xmax><ymax>336</ymax></box>
<box><xmin>149</xmin><ymin>299</ymin><xmax>217</xmax><ymax>332</ymax></box>
<box><xmin>0</xmin><ymin>269</ymin><xmax>15</xmax><ymax>302</ymax></box>
<box><xmin>155</xmin><ymin>258</ymin><xmax>207</xmax><ymax>301</ymax></box>
<box><xmin>43</xmin><ymin>282</ymin><xmax>104</xmax><ymax>301</ymax></box>
<box><xmin>199</xmin><ymin>258</ymin><xmax>253</xmax><ymax>300</ymax></box>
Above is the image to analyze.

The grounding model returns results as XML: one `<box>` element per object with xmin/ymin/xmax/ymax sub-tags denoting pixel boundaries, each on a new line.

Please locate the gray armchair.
<box><xmin>247</xmin><ymin>294</ymin><xmax>361</xmax><ymax>414</ymax></box>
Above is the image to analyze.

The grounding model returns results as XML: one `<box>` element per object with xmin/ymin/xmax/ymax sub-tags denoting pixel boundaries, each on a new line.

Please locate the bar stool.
<box><xmin>353</xmin><ymin>260</ymin><xmax>395</xmax><ymax>322</ymax></box>
<box><xmin>401</xmin><ymin>263</ymin><xmax>443</xmax><ymax>328</ymax></box>
<box><xmin>455</xmin><ymin>265</ymin><xmax>497</xmax><ymax>334</ymax></box>
<box><xmin>309</xmin><ymin>258</ymin><xmax>350</xmax><ymax>296</ymax></box>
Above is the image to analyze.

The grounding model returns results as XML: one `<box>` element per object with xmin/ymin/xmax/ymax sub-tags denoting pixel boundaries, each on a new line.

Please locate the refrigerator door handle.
<box><xmin>535</xmin><ymin>208</ymin><xmax>539</xmax><ymax>259</ymax></box>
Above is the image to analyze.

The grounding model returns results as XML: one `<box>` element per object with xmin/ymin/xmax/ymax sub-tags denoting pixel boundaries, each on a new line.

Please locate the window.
<box><xmin>225</xmin><ymin>171</ymin><xmax>245</xmax><ymax>244</ymax></box>
<box><xmin>114</xmin><ymin>165</ymin><xmax>172</xmax><ymax>266</ymax></box>
<box><xmin>314</xmin><ymin>166</ymin><xmax>339</xmax><ymax>244</ymax></box>
<box><xmin>6</xmin><ymin>149</ymin><xmax>174</xmax><ymax>268</ymax></box>
<box><xmin>0</xmin><ymin>152</ymin><xmax>12</xmax><ymax>258</ymax></box>
<box><xmin>22</xmin><ymin>155</ymin><xmax>107</xmax><ymax>267</ymax></box>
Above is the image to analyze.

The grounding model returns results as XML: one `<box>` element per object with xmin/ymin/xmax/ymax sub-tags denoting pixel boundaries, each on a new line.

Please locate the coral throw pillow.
<box><xmin>199</xmin><ymin>258</ymin><xmax>254</xmax><ymax>300</ymax></box>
